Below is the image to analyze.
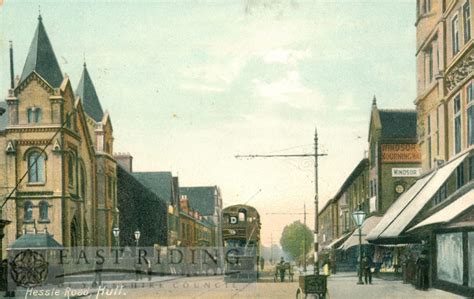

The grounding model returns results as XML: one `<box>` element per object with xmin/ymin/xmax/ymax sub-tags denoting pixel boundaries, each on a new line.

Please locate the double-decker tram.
<box><xmin>222</xmin><ymin>204</ymin><xmax>261</xmax><ymax>281</ymax></box>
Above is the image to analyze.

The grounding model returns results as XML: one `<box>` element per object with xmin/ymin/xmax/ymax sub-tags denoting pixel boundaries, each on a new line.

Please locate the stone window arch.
<box><xmin>39</xmin><ymin>201</ymin><xmax>49</xmax><ymax>221</ymax></box>
<box><xmin>24</xmin><ymin>201</ymin><xmax>33</xmax><ymax>222</ymax></box>
<box><xmin>26</xmin><ymin>150</ymin><xmax>46</xmax><ymax>183</ymax></box>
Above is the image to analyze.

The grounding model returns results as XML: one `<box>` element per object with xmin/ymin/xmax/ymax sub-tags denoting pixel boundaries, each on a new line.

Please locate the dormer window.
<box><xmin>27</xmin><ymin>107</ymin><xmax>41</xmax><ymax>123</ymax></box>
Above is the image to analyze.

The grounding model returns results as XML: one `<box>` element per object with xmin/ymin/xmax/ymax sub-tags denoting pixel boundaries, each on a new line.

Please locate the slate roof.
<box><xmin>180</xmin><ymin>186</ymin><xmax>216</xmax><ymax>216</ymax></box>
<box><xmin>133</xmin><ymin>172</ymin><xmax>173</xmax><ymax>203</ymax></box>
<box><xmin>19</xmin><ymin>15</ymin><xmax>63</xmax><ymax>88</ymax></box>
<box><xmin>8</xmin><ymin>233</ymin><xmax>63</xmax><ymax>249</ymax></box>
<box><xmin>379</xmin><ymin>110</ymin><xmax>417</xmax><ymax>140</ymax></box>
<box><xmin>76</xmin><ymin>64</ymin><xmax>105</xmax><ymax>122</ymax></box>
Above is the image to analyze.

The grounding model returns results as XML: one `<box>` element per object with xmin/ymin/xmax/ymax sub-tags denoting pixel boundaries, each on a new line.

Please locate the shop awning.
<box><xmin>338</xmin><ymin>216</ymin><xmax>382</xmax><ymax>250</ymax></box>
<box><xmin>324</xmin><ymin>231</ymin><xmax>353</xmax><ymax>250</ymax></box>
<box><xmin>409</xmin><ymin>189</ymin><xmax>474</xmax><ymax>231</ymax></box>
<box><xmin>367</xmin><ymin>152</ymin><xmax>468</xmax><ymax>243</ymax></box>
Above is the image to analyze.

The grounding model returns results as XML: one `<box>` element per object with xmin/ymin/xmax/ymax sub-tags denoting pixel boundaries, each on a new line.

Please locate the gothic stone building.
<box><xmin>0</xmin><ymin>15</ymin><xmax>118</xmax><ymax>253</ymax></box>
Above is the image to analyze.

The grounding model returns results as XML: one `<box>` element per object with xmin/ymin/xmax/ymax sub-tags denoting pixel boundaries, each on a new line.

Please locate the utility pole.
<box><xmin>270</xmin><ymin>233</ymin><xmax>273</xmax><ymax>265</ymax></box>
<box><xmin>236</xmin><ymin>128</ymin><xmax>326</xmax><ymax>275</ymax></box>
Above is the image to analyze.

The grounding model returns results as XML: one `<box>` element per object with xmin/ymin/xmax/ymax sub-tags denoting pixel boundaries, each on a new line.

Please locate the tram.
<box><xmin>222</xmin><ymin>204</ymin><xmax>261</xmax><ymax>281</ymax></box>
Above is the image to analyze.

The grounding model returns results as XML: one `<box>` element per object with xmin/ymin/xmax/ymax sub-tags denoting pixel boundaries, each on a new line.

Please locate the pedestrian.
<box><xmin>260</xmin><ymin>257</ymin><xmax>265</xmax><ymax>272</ymax></box>
<box><xmin>92</xmin><ymin>261</ymin><xmax>103</xmax><ymax>287</ymax></box>
<box><xmin>279</xmin><ymin>257</ymin><xmax>286</xmax><ymax>282</ymax></box>
<box><xmin>146</xmin><ymin>258</ymin><xmax>152</xmax><ymax>281</ymax></box>
<box><xmin>415</xmin><ymin>250</ymin><xmax>429</xmax><ymax>290</ymax></box>
<box><xmin>362</xmin><ymin>254</ymin><xmax>373</xmax><ymax>285</ymax></box>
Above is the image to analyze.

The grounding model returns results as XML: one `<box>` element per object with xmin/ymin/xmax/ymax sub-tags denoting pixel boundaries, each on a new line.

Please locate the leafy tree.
<box><xmin>280</xmin><ymin>221</ymin><xmax>313</xmax><ymax>262</ymax></box>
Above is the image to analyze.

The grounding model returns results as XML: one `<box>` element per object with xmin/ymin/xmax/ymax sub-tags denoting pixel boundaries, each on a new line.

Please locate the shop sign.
<box><xmin>392</xmin><ymin>168</ymin><xmax>421</xmax><ymax>177</ymax></box>
<box><xmin>382</xmin><ymin>144</ymin><xmax>421</xmax><ymax>163</ymax></box>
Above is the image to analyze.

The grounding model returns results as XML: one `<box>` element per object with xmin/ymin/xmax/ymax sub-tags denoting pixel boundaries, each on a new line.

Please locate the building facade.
<box><xmin>1</xmin><ymin>15</ymin><xmax>118</xmax><ymax>253</ymax></box>
<box><xmin>368</xmin><ymin>99</ymin><xmax>421</xmax><ymax>214</ymax></box>
<box><xmin>411</xmin><ymin>0</ymin><xmax>474</xmax><ymax>295</ymax></box>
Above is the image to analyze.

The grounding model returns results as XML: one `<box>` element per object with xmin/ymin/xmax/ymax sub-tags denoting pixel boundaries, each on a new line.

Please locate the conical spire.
<box><xmin>76</xmin><ymin>63</ymin><xmax>104</xmax><ymax>122</ymax></box>
<box><xmin>19</xmin><ymin>14</ymin><xmax>63</xmax><ymax>87</ymax></box>
<box><xmin>372</xmin><ymin>95</ymin><xmax>377</xmax><ymax>107</ymax></box>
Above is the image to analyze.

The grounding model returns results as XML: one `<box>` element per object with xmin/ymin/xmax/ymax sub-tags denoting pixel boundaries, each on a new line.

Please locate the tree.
<box><xmin>280</xmin><ymin>221</ymin><xmax>313</xmax><ymax>263</ymax></box>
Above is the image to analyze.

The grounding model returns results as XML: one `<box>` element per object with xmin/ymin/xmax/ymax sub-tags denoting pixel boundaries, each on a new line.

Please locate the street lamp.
<box><xmin>134</xmin><ymin>229</ymin><xmax>141</xmax><ymax>247</ymax></box>
<box><xmin>112</xmin><ymin>227</ymin><xmax>120</xmax><ymax>247</ymax></box>
<box><xmin>352</xmin><ymin>209</ymin><xmax>366</xmax><ymax>285</ymax></box>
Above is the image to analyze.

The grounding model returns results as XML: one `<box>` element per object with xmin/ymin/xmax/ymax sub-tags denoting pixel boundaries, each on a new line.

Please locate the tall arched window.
<box><xmin>68</xmin><ymin>154</ymin><xmax>74</xmax><ymax>186</ymax></box>
<box><xmin>79</xmin><ymin>165</ymin><xmax>86</xmax><ymax>199</ymax></box>
<box><xmin>24</xmin><ymin>201</ymin><xmax>33</xmax><ymax>221</ymax></box>
<box><xmin>28</xmin><ymin>151</ymin><xmax>45</xmax><ymax>183</ymax></box>
<box><xmin>39</xmin><ymin>201</ymin><xmax>48</xmax><ymax>221</ymax></box>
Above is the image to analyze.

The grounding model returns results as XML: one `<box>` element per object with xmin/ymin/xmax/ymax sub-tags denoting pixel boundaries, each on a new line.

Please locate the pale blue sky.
<box><xmin>1</xmin><ymin>0</ymin><xmax>416</xmax><ymax>246</ymax></box>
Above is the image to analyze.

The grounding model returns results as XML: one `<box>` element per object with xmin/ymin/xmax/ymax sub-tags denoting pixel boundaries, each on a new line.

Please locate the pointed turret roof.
<box><xmin>76</xmin><ymin>63</ymin><xmax>105</xmax><ymax>122</ymax></box>
<box><xmin>19</xmin><ymin>14</ymin><xmax>63</xmax><ymax>87</ymax></box>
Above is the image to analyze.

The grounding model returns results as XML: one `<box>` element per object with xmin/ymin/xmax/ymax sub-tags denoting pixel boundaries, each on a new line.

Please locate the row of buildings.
<box><xmin>0</xmin><ymin>14</ymin><xmax>223</xmax><ymax>258</ymax></box>
<box><xmin>319</xmin><ymin>0</ymin><xmax>474</xmax><ymax>296</ymax></box>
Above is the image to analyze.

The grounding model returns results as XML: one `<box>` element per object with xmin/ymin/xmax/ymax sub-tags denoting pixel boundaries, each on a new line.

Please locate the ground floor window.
<box><xmin>436</xmin><ymin>232</ymin><xmax>463</xmax><ymax>285</ymax></box>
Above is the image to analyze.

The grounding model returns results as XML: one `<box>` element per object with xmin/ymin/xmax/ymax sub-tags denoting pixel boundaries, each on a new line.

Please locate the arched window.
<box><xmin>24</xmin><ymin>201</ymin><xmax>33</xmax><ymax>221</ymax></box>
<box><xmin>68</xmin><ymin>154</ymin><xmax>74</xmax><ymax>186</ymax></box>
<box><xmin>79</xmin><ymin>165</ymin><xmax>86</xmax><ymax>199</ymax></box>
<box><xmin>28</xmin><ymin>151</ymin><xmax>45</xmax><ymax>183</ymax></box>
<box><xmin>27</xmin><ymin>107</ymin><xmax>41</xmax><ymax>123</ymax></box>
<box><xmin>39</xmin><ymin>201</ymin><xmax>48</xmax><ymax>221</ymax></box>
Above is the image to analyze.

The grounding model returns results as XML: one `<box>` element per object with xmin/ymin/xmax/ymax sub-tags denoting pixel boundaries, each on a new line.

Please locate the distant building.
<box><xmin>179</xmin><ymin>186</ymin><xmax>223</xmax><ymax>247</ymax></box>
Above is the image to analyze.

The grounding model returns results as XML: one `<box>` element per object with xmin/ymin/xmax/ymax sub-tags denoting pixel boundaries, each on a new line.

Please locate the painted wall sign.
<box><xmin>392</xmin><ymin>167</ymin><xmax>422</xmax><ymax>177</ymax></box>
<box><xmin>382</xmin><ymin>144</ymin><xmax>421</xmax><ymax>163</ymax></box>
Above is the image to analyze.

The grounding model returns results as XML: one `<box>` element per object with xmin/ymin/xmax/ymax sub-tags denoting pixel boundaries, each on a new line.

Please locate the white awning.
<box><xmin>367</xmin><ymin>152</ymin><xmax>468</xmax><ymax>242</ymax></box>
<box><xmin>339</xmin><ymin>216</ymin><xmax>382</xmax><ymax>250</ymax></box>
<box><xmin>409</xmin><ymin>189</ymin><xmax>474</xmax><ymax>231</ymax></box>
<box><xmin>324</xmin><ymin>231</ymin><xmax>353</xmax><ymax>250</ymax></box>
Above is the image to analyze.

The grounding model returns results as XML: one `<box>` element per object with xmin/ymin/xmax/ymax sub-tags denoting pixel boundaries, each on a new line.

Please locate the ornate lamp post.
<box><xmin>134</xmin><ymin>229</ymin><xmax>141</xmax><ymax>247</ymax></box>
<box><xmin>352</xmin><ymin>209</ymin><xmax>366</xmax><ymax>285</ymax></box>
<box><xmin>112</xmin><ymin>227</ymin><xmax>120</xmax><ymax>247</ymax></box>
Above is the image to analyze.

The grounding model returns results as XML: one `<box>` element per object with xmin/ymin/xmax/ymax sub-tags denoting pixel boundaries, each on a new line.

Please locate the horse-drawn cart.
<box><xmin>273</xmin><ymin>262</ymin><xmax>294</xmax><ymax>282</ymax></box>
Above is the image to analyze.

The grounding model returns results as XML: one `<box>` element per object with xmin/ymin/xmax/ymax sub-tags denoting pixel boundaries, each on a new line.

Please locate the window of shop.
<box><xmin>454</xmin><ymin>95</ymin><xmax>462</xmax><ymax>154</ymax></box>
<box><xmin>428</xmin><ymin>115</ymin><xmax>432</xmax><ymax>169</ymax></box>
<box><xmin>456</xmin><ymin>163</ymin><xmax>465</xmax><ymax>189</ymax></box>
<box><xmin>468</xmin><ymin>83</ymin><xmax>474</xmax><ymax>146</ymax></box>
<box><xmin>464</xmin><ymin>0</ymin><xmax>471</xmax><ymax>43</ymax></box>
<box><xmin>453</xmin><ymin>15</ymin><xmax>460</xmax><ymax>55</ymax></box>
<box><xmin>469</xmin><ymin>232</ymin><xmax>474</xmax><ymax>287</ymax></box>
<box><xmin>437</xmin><ymin>232</ymin><xmax>463</xmax><ymax>285</ymax></box>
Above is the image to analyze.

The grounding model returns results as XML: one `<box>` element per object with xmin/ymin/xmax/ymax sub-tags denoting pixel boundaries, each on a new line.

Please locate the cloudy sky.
<box><xmin>0</xmin><ymin>0</ymin><xmax>415</xmax><ymax>246</ymax></box>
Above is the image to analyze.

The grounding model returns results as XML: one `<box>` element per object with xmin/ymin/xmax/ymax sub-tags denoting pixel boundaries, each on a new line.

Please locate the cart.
<box><xmin>273</xmin><ymin>262</ymin><xmax>294</xmax><ymax>282</ymax></box>
<box><xmin>295</xmin><ymin>274</ymin><xmax>327</xmax><ymax>299</ymax></box>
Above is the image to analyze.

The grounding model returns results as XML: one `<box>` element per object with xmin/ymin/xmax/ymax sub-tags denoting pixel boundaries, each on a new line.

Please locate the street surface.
<box><xmin>12</xmin><ymin>269</ymin><xmax>464</xmax><ymax>298</ymax></box>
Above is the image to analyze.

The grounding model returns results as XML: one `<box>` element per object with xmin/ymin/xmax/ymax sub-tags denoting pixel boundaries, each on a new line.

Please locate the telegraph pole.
<box><xmin>236</xmin><ymin>127</ymin><xmax>326</xmax><ymax>275</ymax></box>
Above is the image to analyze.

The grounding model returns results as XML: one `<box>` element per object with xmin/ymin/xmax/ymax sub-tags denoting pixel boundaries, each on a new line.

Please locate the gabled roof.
<box><xmin>379</xmin><ymin>110</ymin><xmax>417</xmax><ymax>140</ymax></box>
<box><xmin>19</xmin><ymin>15</ymin><xmax>63</xmax><ymax>88</ymax></box>
<box><xmin>76</xmin><ymin>63</ymin><xmax>105</xmax><ymax>122</ymax></box>
<box><xmin>180</xmin><ymin>186</ymin><xmax>217</xmax><ymax>216</ymax></box>
<box><xmin>133</xmin><ymin>172</ymin><xmax>173</xmax><ymax>203</ymax></box>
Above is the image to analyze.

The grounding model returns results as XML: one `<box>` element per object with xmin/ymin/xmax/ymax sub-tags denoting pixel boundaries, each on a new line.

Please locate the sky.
<box><xmin>0</xmin><ymin>0</ymin><xmax>416</xmax><ymax>247</ymax></box>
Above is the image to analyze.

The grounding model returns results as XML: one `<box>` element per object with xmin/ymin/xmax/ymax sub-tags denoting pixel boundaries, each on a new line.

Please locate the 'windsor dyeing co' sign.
<box><xmin>381</xmin><ymin>144</ymin><xmax>421</xmax><ymax>163</ymax></box>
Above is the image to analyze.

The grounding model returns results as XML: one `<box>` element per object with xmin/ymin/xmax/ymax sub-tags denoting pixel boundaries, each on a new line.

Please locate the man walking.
<box><xmin>362</xmin><ymin>254</ymin><xmax>373</xmax><ymax>285</ymax></box>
